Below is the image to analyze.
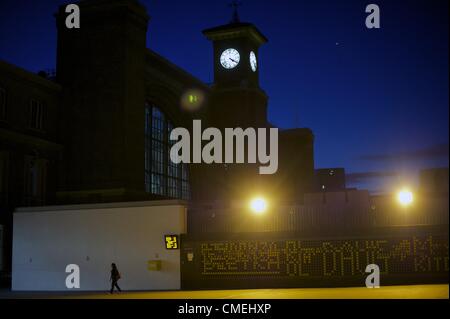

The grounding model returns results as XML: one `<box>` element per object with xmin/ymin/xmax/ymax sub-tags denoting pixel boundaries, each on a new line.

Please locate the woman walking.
<box><xmin>110</xmin><ymin>263</ymin><xmax>122</xmax><ymax>294</ymax></box>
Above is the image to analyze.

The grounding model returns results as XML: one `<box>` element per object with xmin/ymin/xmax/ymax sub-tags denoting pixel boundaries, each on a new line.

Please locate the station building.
<box><xmin>1</xmin><ymin>0</ymin><xmax>447</xmax><ymax>291</ymax></box>
<box><xmin>0</xmin><ymin>0</ymin><xmax>314</xmax><ymax>286</ymax></box>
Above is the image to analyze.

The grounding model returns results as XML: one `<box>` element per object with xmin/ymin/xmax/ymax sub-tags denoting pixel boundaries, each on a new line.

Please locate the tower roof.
<box><xmin>202</xmin><ymin>22</ymin><xmax>268</xmax><ymax>45</ymax></box>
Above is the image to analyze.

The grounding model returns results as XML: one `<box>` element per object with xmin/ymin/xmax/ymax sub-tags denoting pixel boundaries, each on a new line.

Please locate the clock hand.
<box><xmin>229</xmin><ymin>58</ymin><xmax>237</xmax><ymax>63</ymax></box>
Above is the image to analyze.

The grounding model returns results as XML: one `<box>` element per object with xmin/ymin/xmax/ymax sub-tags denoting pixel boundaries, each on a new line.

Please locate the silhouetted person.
<box><xmin>110</xmin><ymin>263</ymin><xmax>122</xmax><ymax>294</ymax></box>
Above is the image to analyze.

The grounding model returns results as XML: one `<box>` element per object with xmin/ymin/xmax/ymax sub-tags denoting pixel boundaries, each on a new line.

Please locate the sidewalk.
<box><xmin>1</xmin><ymin>284</ymin><xmax>448</xmax><ymax>299</ymax></box>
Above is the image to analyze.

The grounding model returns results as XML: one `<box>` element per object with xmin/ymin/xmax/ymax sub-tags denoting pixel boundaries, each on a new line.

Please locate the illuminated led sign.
<box><xmin>165</xmin><ymin>235</ymin><xmax>179</xmax><ymax>250</ymax></box>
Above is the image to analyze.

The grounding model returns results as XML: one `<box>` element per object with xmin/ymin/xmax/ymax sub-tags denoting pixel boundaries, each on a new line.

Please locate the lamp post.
<box><xmin>397</xmin><ymin>189</ymin><xmax>413</xmax><ymax>207</ymax></box>
<box><xmin>250</xmin><ymin>197</ymin><xmax>267</xmax><ymax>215</ymax></box>
<box><xmin>397</xmin><ymin>188</ymin><xmax>414</xmax><ymax>225</ymax></box>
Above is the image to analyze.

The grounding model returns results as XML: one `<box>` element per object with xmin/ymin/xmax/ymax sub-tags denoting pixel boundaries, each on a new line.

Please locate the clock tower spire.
<box><xmin>197</xmin><ymin>6</ymin><xmax>273</xmax><ymax>201</ymax></box>
<box><xmin>202</xmin><ymin>11</ymin><xmax>268</xmax><ymax>128</ymax></box>
<box><xmin>229</xmin><ymin>0</ymin><xmax>242</xmax><ymax>23</ymax></box>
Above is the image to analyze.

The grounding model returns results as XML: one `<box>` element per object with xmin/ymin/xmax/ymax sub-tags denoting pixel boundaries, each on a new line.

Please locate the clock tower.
<box><xmin>193</xmin><ymin>6</ymin><xmax>271</xmax><ymax>201</ymax></box>
<box><xmin>203</xmin><ymin>6</ymin><xmax>268</xmax><ymax>128</ymax></box>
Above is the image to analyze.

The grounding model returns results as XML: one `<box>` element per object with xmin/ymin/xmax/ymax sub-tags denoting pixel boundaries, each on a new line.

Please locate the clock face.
<box><xmin>250</xmin><ymin>51</ymin><xmax>257</xmax><ymax>72</ymax></box>
<box><xmin>220</xmin><ymin>48</ymin><xmax>240</xmax><ymax>69</ymax></box>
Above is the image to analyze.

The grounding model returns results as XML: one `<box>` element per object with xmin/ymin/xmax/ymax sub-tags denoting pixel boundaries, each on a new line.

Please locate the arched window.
<box><xmin>145</xmin><ymin>103</ymin><xmax>190</xmax><ymax>199</ymax></box>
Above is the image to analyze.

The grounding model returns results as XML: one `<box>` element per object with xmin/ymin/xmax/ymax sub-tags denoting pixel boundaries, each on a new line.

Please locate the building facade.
<box><xmin>0</xmin><ymin>0</ymin><xmax>315</xmax><ymax>279</ymax></box>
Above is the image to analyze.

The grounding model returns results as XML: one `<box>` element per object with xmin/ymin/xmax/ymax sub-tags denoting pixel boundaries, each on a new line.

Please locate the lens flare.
<box><xmin>397</xmin><ymin>189</ymin><xmax>413</xmax><ymax>206</ymax></box>
<box><xmin>250</xmin><ymin>197</ymin><xmax>267</xmax><ymax>214</ymax></box>
<box><xmin>180</xmin><ymin>89</ymin><xmax>205</xmax><ymax>112</ymax></box>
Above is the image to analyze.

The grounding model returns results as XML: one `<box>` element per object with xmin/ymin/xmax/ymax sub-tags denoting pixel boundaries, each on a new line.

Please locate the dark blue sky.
<box><xmin>0</xmin><ymin>0</ymin><xmax>448</xmax><ymax>193</ymax></box>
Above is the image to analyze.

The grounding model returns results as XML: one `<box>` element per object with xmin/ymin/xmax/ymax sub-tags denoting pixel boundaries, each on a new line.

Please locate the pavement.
<box><xmin>0</xmin><ymin>284</ymin><xmax>448</xmax><ymax>299</ymax></box>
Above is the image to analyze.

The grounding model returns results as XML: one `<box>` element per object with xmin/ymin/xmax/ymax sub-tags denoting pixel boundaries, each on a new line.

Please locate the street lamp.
<box><xmin>250</xmin><ymin>197</ymin><xmax>267</xmax><ymax>215</ymax></box>
<box><xmin>397</xmin><ymin>189</ymin><xmax>413</xmax><ymax>207</ymax></box>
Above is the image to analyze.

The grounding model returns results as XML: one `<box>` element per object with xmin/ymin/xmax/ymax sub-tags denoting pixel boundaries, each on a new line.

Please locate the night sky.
<box><xmin>0</xmin><ymin>0</ymin><xmax>448</xmax><ymax>193</ymax></box>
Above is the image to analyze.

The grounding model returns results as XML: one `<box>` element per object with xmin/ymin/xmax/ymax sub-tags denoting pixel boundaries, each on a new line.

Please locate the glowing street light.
<box><xmin>250</xmin><ymin>197</ymin><xmax>267</xmax><ymax>214</ymax></box>
<box><xmin>397</xmin><ymin>189</ymin><xmax>413</xmax><ymax>206</ymax></box>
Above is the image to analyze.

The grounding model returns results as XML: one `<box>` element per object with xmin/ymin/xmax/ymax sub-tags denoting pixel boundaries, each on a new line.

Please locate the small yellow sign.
<box><xmin>165</xmin><ymin>235</ymin><xmax>179</xmax><ymax>249</ymax></box>
<box><xmin>148</xmin><ymin>260</ymin><xmax>162</xmax><ymax>271</ymax></box>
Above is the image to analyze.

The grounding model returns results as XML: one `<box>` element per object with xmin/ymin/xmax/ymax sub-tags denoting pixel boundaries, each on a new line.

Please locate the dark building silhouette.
<box><xmin>0</xmin><ymin>0</ymin><xmax>314</xmax><ymax>278</ymax></box>
<box><xmin>419</xmin><ymin>167</ymin><xmax>449</xmax><ymax>194</ymax></box>
<box><xmin>314</xmin><ymin>168</ymin><xmax>346</xmax><ymax>192</ymax></box>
